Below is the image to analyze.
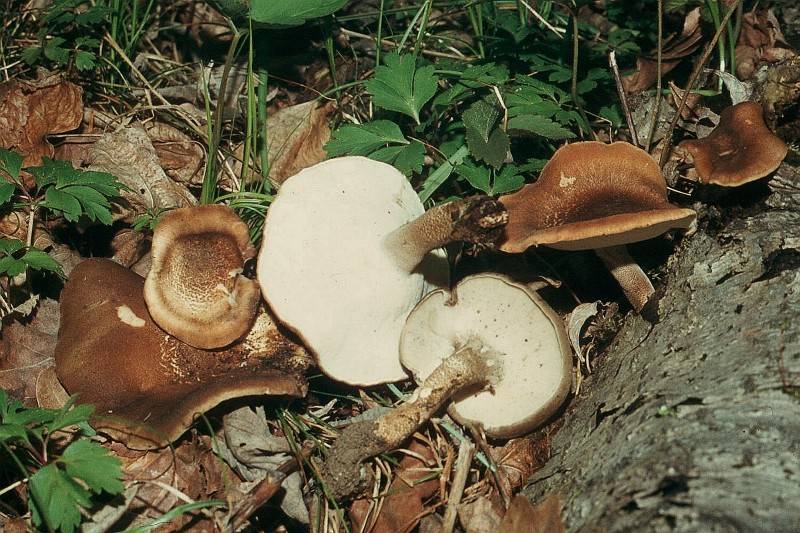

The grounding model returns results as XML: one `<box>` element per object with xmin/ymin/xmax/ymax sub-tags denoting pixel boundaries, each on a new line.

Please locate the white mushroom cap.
<box><xmin>400</xmin><ymin>274</ymin><xmax>572</xmax><ymax>439</ymax></box>
<box><xmin>258</xmin><ymin>156</ymin><xmax>448</xmax><ymax>386</ymax></box>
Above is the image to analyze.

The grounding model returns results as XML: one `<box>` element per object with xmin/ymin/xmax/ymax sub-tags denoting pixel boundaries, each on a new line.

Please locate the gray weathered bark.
<box><xmin>524</xmin><ymin>163</ymin><xmax>800</xmax><ymax>532</ymax></box>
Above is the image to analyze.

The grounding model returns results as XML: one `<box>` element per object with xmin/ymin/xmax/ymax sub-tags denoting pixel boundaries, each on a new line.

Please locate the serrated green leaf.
<box><xmin>325</xmin><ymin>120</ymin><xmax>407</xmax><ymax>157</ymax></box>
<box><xmin>249</xmin><ymin>0</ymin><xmax>347</xmax><ymax>26</ymax></box>
<box><xmin>463</xmin><ymin>99</ymin><xmax>508</xmax><ymax>169</ymax></box>
<box><xmin>0</xmin><ymin>182</ymin><xmax>16</xmax><ymax>205</ymax></box>
<box><xmin>493</xmin><ymin>165</ymin><xmax>525</xmax><ymax>194</ymax></box>
<box><xmin>0</xmin><ymin>257</ymin><xmax>28</xmax><ymax>277</ymax></box>
<box><xmin>75</xmin><ymin>5</ymin><xmax>109</xmax><ymax>25</ymax></box>
<box><xmin>463</xmin><ymin>99</ymin><xmax>501</xmax><ymax>143</ymax></box>
<box><xmin>366</xmin><ymin>53</ymin><xmax>439</xmax><ymax>124</ymax></box>
<box><xmin>0</xmin><ymin>149</ymin><xmax>24</xmax><ymax>179</ymax></box>
<box><xmin>0</xmin><ymin>238</ymin><xmax>25</xmax><ymax>255</ymax></box>
<box><xmin>44</xmin><ymin>37</ymin><xmax>69</xmax><ymax>64</ymax></box>
<box><xmin>21</xmin><ymin>46</ymin><xmax>43</xmax><ymax>65</ymax></box>
<box><xmin>507</xmin><ymin>100</ymin><xmax>562</xmax><ymax>119</ymax></box>
<box><xmin>44</xmin><ymin>187</ymin><xmax>82</xmax><ymax>221</ymax></box>
<box><xmin>456</xmin><ymin>161</ymin><xmax>491</xmax><ymax>194</ymax></box>
<box><xmin>74</xmin><ymin>50</ymin><xmax>96</xmax><ymax>71</ymax></box>
<box><xmin>21</xmin><ymin>249</ymin><xmax>63</xmax><ymax>275</ymax></box>
<box><xmin>0</xmin><ymin>423</ymin><xmax>29</xmax><ymax>444</ymax></box>
<box><xmin>30</xmin><ymin>463</ymin><xmax>92</xmax><ymax>533</ymax></box>
<box><xmin>508</xmin><ymin>115</ymin><xmax>576</xmax><ymax>139</ymax></box>
<box><xmin>61</xmin><ymin>439</ymin><xmax>124</xmax><ymax>495</ymax></box>
<box><xmin>371</xmin><ymin>141</ymin><xmax>426</xmax><ymax>176</ymax></box>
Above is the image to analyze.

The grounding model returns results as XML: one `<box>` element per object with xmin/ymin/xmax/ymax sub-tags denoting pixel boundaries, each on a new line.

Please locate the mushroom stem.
<box><xmin>595</xmin><ymin>245</ymin><xmax>655</xmax><ymax>313</ymax></box>
<box><xmin>383</xmin><ymin>196</ymin><xmax>508</xmax><ymax>272</ymax></box>
<box><xmin>322</xmin><ymin>339</ymin><xmax>498</xmax><ymax>501</ymax></box>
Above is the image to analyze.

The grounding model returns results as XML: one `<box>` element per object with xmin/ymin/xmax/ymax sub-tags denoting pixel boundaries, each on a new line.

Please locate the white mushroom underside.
<box><xmin>400</xmin><ymin>275</ymin><xmax>570</xmax><ymax>438</ymax></box>
<box><xmin>258</xmin><ymin>157</ymin><xmax>447</xmax><ymax>386</ymax></box>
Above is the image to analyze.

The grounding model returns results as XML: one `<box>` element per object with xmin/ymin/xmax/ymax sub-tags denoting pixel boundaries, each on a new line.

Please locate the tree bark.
<box><xmin>524</xmin><ymin>163</ymin><xmax>800</xmax><ymax>532</ymax></box>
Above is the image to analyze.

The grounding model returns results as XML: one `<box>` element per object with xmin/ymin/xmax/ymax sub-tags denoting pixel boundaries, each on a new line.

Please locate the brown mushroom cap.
<box><xmin>680</xmin><ymin>101</ymin><xmax>788</xmax><ymax>186</ymax></box>
<box><xmin>56</xmin><ymin>259</ymin><xmax>308</xmax><ymax>449</ymax></box>
<box><xmin>144</xmin><ymin>204</ymin><xmax>260</xmax><ymax>349</ymax></box>
<box><xmin>499</xmin><ymin>142</ymin><xmax>696</xmax><ymax>252</ymax></box>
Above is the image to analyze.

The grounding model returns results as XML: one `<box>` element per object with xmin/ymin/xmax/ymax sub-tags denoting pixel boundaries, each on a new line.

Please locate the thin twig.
<box><xmin>645</xmin><ymin>0</ymin><xmax>664</xmax><ymax>152</ymax></box>
<box><xmin>608</xmin><ymin>51</ymin><xmax>638</xmax><ymax>147</ymax></box>
<box><xmin>518</xmin><ymin>0</ymin><xmax>565</xmax><ymax>38</ymax></box>
<box><xmin>570</xmin><ymin>13</ymin><xmax>597</xmax><ymax>140</ymax></box>
<box><xmin>658</xmin><ymin>0</ymin><xmax>741</xmax><ymax>168</ymax></box>
<box><xmin>440</xmin><ymin>440</ymin><xmax>474</xmax><ymax>533</ymax></box>
<box><xmin>339</xmin><ymin>28</ymin><xmax>474</xmax><ymax>60</ymax></box>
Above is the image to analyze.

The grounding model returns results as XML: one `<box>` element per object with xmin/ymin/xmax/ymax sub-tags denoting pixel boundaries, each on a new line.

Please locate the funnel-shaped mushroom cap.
<box><xmin>56</xmin><ymin>259</ymin><xmax>308</xmax><ymax>449</ymax></box>
<box><xmin>400</xmin><ymin>274</ymin><xmax>572</xmax><ymax>439</ymax></box>
<box><xmin>145</xmin><ymin>204</ymin><xmax>260</xmax><ymax>349</ymax></box>
<box><xmin>680</xmin><ymin>101</ymin><xmax>788</xmax><ymax>186</ymax></box>
<box><xmin>499</xmin><ymin>142</ymin><xmax>696</xmax><ymax>252</ymax></box>
<box><xmin>258</xmin><ymin>156</ymin><xmax>449</xmax><ymax>386</ymax></box>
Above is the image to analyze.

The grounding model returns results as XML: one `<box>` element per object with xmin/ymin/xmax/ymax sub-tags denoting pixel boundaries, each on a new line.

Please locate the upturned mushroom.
<box><xmin>144</xmin><ymin>204</ymin><xmax>261</xmax><ymax>349</ymax></box>
<box><xmin>679</xmin><ymin>101</ymin><xmax>788</xmax><ymax>186</ymax></box>
<box><xmin>499</xmin><ymin>141</ymin><xmax>696</xmax><ymax>313</ymax></box>
<box><xmin>257</xmin><ymin>156</ymin><xmax>507</xmax><ymax>386</ymax></box>
<box><xmin>55</xmin><ymin>259</ymin><xmax>310</xmax><ymax>449</ymax></box>
<box><xmin>322</xmin><ymin>274</ymin><xmax>571</xmax><ymax>500</ymax></box>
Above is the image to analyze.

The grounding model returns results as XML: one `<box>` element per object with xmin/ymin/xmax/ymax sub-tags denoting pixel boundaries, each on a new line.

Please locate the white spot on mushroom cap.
<box><xmin>117</xmin><ymin>305</ymin><xmax>145</xmax><ymax>328</ymax></box>
<box><xmin>559</xmin><ymin>172</ymin><xmax>576</xmax><ymax>188</ymax></box>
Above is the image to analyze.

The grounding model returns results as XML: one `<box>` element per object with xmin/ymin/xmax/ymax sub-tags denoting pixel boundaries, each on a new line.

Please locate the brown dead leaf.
<box><xmin>111</xmin><ymin>435</ymin><xmax>236</xmax><ymax>532</ymax></box>
<box><xmin>0</xmin><ymin>75</ymin><xmax>83</xmax><ymax>166</ymax></box>
<box><xmin>735</xmin><ymin>9</ymin><xmax>797</xmax><ymax>80</ymax></box>
<box><xmin>85</xmin><ymin>126</ymin><xmax>196</xmax><ymax>221</ymax></box>
<box><xmin>0</xmin><ymin>298</ymin><xmax>59</xmax><ymax>403</ymax></box>
<box><xmin>35</xmin><ymin>366</ymin><xmax>69</xmax><ymax>409</ymax></box>
<box><xmin>349</xmin><ymin>438</ymin><xmax>437</xmax><ymax>533</ymax></box>
<box><xmin>492</xmin><ymin>432</ymin><xmax>551</xmax><ymax>494</ymax></box>
<box><xmin>458</xmin><ymin>496</ymin><xmax>503</xmax><ymax>533</ymax></box>
<box><xmin>110</xmin><ymin>228</ymin><xmax>149</xmax><ymax>268</ymax></box>
<box><xmin>0</xmin><ymin>517</ymin><xmax>27</xmax><ymax>533</ymax></box>
<box><xmin>144</xmin><ymin>122</ymin><xmax>206</xmax><ymax>186</ymax></box>
<box><xmin>623</xmin><ymin>8</ymin><xmax>703</xmax><ymax>93</ymax></box>
<box><xmin>0</xmin><ymin>211</ymin><xmax>52</xmax><ymax>250</ymax></box>
<box><xmin>498</xmin><ymin>494</ymin><xmax>565</xmax><ymax>533</ymax></box>
<box><xmin>229</xmin><ymin>100</ymin><xmax>334</xmax><ymax>187</ymax></box>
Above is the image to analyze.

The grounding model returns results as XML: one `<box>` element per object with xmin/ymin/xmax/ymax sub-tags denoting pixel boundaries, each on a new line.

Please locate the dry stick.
<box><xmin>339</xmin><ymin>28</ymin><xmax>473</xmax><ymax>60</ymax></box>
<box><xmin>608</xmin><ymin>51</ymin><xmax>638</xmax><ymax>147</ymax></box>
<box><xmin>658</xmin><ymin>0</ymin><xmax>741</xmax><ymax>168</ymax></box>
<box><xmin>570</xmin><ymin>13</ymin><xmax>598</xmax><ymax>140</ymax></box>
<box><xmin>439</xmin><ymin>440</ymin><xmax>475</xmax><ymax>533</ymax></box>
<box><xmin>645</xmin><ymin>0</ymin><xmax>664</xmax><ymax>153</ymax></box>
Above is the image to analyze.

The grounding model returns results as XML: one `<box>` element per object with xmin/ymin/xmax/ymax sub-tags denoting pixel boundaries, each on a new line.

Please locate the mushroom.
<box><xmin>322</xmin><ymin>274</ymin><xmax>571</xmax><ymax>500</ymax></box>
<box><xmin>680</xmin><ymin>101</ymin><xmax>788</xmax><ymax>186</ymax></box>
<box><xmin>144</xmin><ymin>204</ymin><xmax>261</xmax><ymax>349</ymax></box>
<box><xmin>55</xmin><ymin>259</ymin><xmax>309</xmax><ymax>449</ymax></box>
<box><xmin>257</xmin><ymin>156</ymin><xmax>507</xmax><ymax>386</ymax></box>
<box><xmin>499</xmin><ymin>141</ymin><xmax>696</xmax><ymax>313</ymax></box>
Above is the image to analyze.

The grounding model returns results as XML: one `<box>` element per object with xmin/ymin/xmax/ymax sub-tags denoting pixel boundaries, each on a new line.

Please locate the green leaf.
<box><xmin>249</xmin><ymin>0</ymin><xmax>347</xmax><ymax>26</ymax></box>
<box><xmin>21</xmin><ymin>46</ymin><xmax>43</xmax><ymax>65</ymax></box>
<box><xmin>371</xmin><ymin>141</ymin><xmax>426</xmax><ymax>176</ymax></box>
<box><xmin>508</xmin><ymin>115</ymin><xmax>576</xmax><ymax>140</ymax></box>
<box><xmin>0</xmin><ymin>257</ymin><xmax>28</xmax><ymax>277</ymax></box>
<box><xmin>366</xmin><ymin>53</ymin><xmax>439</xmax><ymax>124</ymax></box>
<box><xmin>463</xmin><ymin>98</ymin><xmax>509</xmax><ymax>169</ymax></box>
<box><xmin>46</xmin><ymin>398</ymin><xmax>93</xmax><ymax>433</ymax></box>
<box><xmin>60</xmin><ymin>439</ymin><xmax>124</xmax><ymax>495</ymax></box>
<box><xmin>44</xmin><ymin>187</ymin><xmax>82</xmax><ymax>222</ymax></box>
<box><xmin>43</xmin><ymin>37</ymin><xmax>69</xmax><ymax>64</ymax></box>
<box><xmin>21</xmin><ymin>249</ymin><xmax>63</xmax><ymax>275</ymax></box>
<box><xmin>74</xmin><ymin>50</ymin><xmax>96</xmax><ymax>71</ymax></box>
<box><xmin>0</xmin><ymin>182</ymin><xmax>15</xmax><ymax>206</ymax></box>
<box><xmin>29</xmin><ymin>463</ymin><xmax>92</xmax><ymax>533</ymax></box>
<box><xmin>0</xmin><ymin>149</ymin><xmax>24</xmax><ymax>179</ymax></box>
<box><xmin>493</xmin><ymin>165</ymin><xmax>525</xmax><ymax>194</ymax></box>
<box><xmin>0</xmin><ymin>238</ymin><xmax>25</xmax><ymax>256</ymax></box>
<box><xmin>456</xmin><ymin>161</ymin><xmax>491</xmax><ymax>194</ymax></box>
<box><xmin>325</xmin><ymin>120</ymin><xmax>407</xmax><ymax>157</ymax></box>
<box><xmin>418</xmin><ymin>145</ymin><xmax>470</xmax><ymax>203</ymax></box>
<box><xmin>0</xmin><ymin>423</ymin><xmax>29</xmax><ymax>443</ymax></box>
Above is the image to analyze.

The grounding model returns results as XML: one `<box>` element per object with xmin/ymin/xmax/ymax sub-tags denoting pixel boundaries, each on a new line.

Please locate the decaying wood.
<box><xmin>524</xmin><ymin>164</ymin><xmax>800</xmax><ymax>531</ymax></box>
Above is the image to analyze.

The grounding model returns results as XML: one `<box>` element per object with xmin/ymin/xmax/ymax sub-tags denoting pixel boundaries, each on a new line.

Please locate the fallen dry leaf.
<box><xmin>349</xmin><ymin>438</ymin><xmax>437</xmax><ymax>533</ymax></box>
<box><xmin>458</xmin><ymin>496</ymin><xmax>503</xmax><ymax>533</ymax></box>
<box><xmin>85</xmin><ymin>126</ymin><xmax>196</xmax><ymax>221</ymax></box>
<box><xmin>0</xmin><ymin>74</ymin><xmax>83</xmax><ymax>166</ymax></box>
<box><xmin>144</xmin><ymin>121</ymin><xmax>205</xmax><ymax>186</ymax></box>
<box><xmin>623</xmin><ymin>8</ymin><xmax>703</xmax><ymax>93</ymax></box>
<box><xmin>498</xmin><ymin>494</ymin><xmax>565</xmax><ymax>533</ymax></box>
<box><xmin>0</xmin><ymin>298</ymin><xmax>59</xmax><ymax>403</ymax></box>
<box><xmin>492</xmin><ymin>432</ymin><xmax>551</xmax><ymax>494</ymax></box>
<box><xmin>0</xmin><ymin>210</ymin><xmax>53</xmax><ymax>250</ymax></box>
<box><xmin>35</xmin><ymin>366</ymin><xmax>69</xmax><ymax>409</ymax></box>
<box><xmin>735</xmin><ymin>9</ymin><xmax>796</xmax><ymax>80</ymax></box>
<box><xmin>110</xmin><ymin>228</ymin><xmax>150</xmax><ymax>269</ymax></box>
<box><xmin>229</xmin><ymin>100</ymin><xmax>334</xmax><ymax>187</ymax></box>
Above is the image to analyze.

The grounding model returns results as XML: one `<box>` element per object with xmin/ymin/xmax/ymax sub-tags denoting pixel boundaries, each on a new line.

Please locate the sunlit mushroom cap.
<box><xmin>499</xmin><ymin>142</ymin><xmax>696</xmax><ymax>252</ymax></box>
<box><xmin>144</xmin><ymin>204</ymin><xmax>261</xmax><ymax>349</ymax></box>
<box><xmin>400</xmin><ymin>274</ymin><xmax>572</xmax><ymax>439</ymax></box>
<box><xmin>680</xmin><ymin>101</ymin><xmax>788</xmax><ymax>186</ymax></box>
<box><xmin>56</xmin><ymin>259</ymin><xmax>308</xmax><ymax>449</ymax></box>
<box><xmin>258</xmin><ymin>156</ymin><xmax>448</xmax><ymax>386</ymax></box>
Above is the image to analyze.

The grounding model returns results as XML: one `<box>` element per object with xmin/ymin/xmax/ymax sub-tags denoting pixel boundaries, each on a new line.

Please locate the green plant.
<box><xmin>22</xmin><ymin>0</ymin><xmax>110</xmax><ymax>72</ymax></box>
<box><xmin>0</xmin><ymin>148</ymin><xmax>126</xmax><ymax>316</ymax></box>
<box><xmin>0</xmin><ymin>389</ymin><xmax>124</xmax><ymax>533</ymax></box>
